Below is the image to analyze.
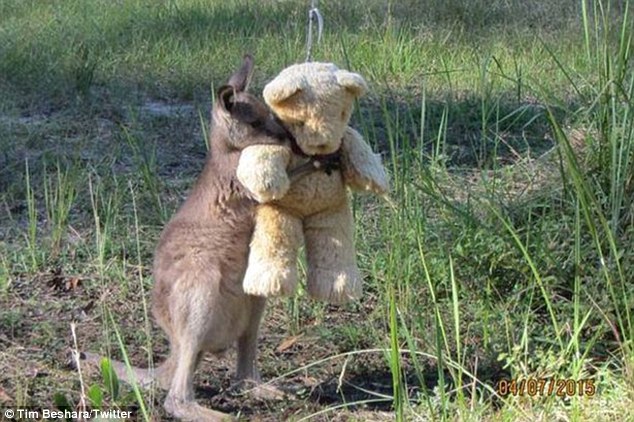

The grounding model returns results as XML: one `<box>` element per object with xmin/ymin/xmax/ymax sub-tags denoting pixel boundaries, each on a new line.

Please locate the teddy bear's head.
<box><xmin>263</xmin><ymin>62</ymin><xmax>367</xmax><ymax>156</ymax></box>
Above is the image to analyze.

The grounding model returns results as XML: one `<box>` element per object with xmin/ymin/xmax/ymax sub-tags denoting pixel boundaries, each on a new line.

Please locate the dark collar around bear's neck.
<box><xmin>287</xmin><ymin>135</ymin><xmax>342</xmax><ymax>179</ymax></box>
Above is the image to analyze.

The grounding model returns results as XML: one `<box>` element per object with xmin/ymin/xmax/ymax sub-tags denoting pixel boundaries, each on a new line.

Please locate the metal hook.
<box><xmin>305</xmin><ymin>0</ymin><xmax>323</xmax><ymax>62</ymax></box>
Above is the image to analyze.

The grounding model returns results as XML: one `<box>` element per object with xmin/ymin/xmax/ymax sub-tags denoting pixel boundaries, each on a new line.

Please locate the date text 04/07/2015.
<box><xmin>497</xmin><ymin>378</ymin><xmax>596</xmax><ymax>397</ymax></box>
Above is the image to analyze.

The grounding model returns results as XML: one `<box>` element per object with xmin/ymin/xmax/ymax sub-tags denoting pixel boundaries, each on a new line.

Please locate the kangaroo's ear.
<box><xmin>217</xmin><ymin>85</ymin><xmax>236</xmax><ymax>112</ymax></box>
<box><xmin>226</xmin><ymin>54</ymin><xmax>254</xmax><ymax>93</ymax></box>
<box><xmin>216</xmin><ymin>84</ymin><xmax>263</xmax><ymax>125</ymax></box>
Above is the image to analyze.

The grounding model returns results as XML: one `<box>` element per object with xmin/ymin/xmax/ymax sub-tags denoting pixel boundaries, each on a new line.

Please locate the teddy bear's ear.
<box><xmin>336</xmin><ymin>71</ymin><xmax>368</xmax><ymax>97</ymax></box>
<box><xmin>263</xmin><ymin>80</ymin><xmax>304</xmax><ymax>107</ymax></box>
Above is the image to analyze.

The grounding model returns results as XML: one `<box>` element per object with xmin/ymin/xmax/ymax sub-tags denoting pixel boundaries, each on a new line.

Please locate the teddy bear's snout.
<box><xmin>315</xmin><ymin>143</ymin><xmax>332</xmax><ymax>153</ymax></box>
<box><xmin>301</xmin><ymin>130</ymin><xmax>343</xmax><ymax>155</ymax></box>
<box><xmin>304</xmin><ymin>142</ymin><xmax>339</xmax><ymax>155</ymax></box>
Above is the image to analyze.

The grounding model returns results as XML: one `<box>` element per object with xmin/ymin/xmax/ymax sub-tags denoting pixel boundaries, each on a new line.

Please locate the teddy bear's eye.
<box><xmin>295</xmin><ymin>121</ymin><xmax>305</xmax><ymax>128</ymax></box>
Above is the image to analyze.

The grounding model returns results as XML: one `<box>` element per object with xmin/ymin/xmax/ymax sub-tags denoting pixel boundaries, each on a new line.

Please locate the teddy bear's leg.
<box><xmin>304</xmin><ymin>203</ymin><xmax>362</xmax><ymax>304</ymax></box>
<box><xmin>243</xmin><ymin>205</ymin><xmax>303</xmax><ymax>297</ymax></box>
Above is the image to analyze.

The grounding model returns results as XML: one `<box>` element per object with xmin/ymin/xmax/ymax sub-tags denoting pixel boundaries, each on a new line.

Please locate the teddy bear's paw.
<box><xmin>249</xmin><ymin>188</ymin><xmax>282</xmax><ymax>204</ymax></box>
<box><xmin>236</xmin><ymin>145</ymin><xmax>292</xmax><ymax>203</ymax></box>
<box><xmin>344</xmin><ymin>161</ymin><xmax>389</xmax><ymax>195</ymax></box>
<box><xmin>236</xmin><ymin>171</ymin><xmax>290</xmax><ymax>203</ymax></box>
<box><xmin>341</xmin><ymin>128</ymin><xmax>390</xmax><ymax>195</ymax></box>
<box><xmin>259</xmin><ymin>176</ymin><xmax>290</xmax><ymax>202</ymax></box>
<box><xmin>242</xmin><ymin>261</ymin><xmax>298</xmax><ymax>297</ymax></box>
<box><xmin>307</xmin><ymin>267</ymin><xmax>363</xmax><ymax>304</ymax></box>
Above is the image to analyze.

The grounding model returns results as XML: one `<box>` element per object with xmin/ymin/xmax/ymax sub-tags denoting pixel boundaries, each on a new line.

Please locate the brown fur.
<box><xmin>85</xmin><ymin>55</ymin><xmax>290</xmax><ymax>421</ymax></box>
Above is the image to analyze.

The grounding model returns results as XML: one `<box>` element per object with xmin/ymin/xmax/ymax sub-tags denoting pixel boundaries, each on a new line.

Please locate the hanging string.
<box><xmin>305</xmin><ymin>0</ymin><xmax>323</xmax><ymax>62</ymax></box>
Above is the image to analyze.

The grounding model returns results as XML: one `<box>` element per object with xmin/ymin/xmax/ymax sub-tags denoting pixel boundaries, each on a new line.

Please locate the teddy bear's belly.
<box><xmin>273</xmin><ymin>170</ymin><xmax>347</xmax><ymax>215</ymax></box>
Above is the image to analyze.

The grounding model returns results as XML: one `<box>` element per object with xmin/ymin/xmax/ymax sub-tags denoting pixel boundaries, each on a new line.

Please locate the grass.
<box><xmin>1</xmin><ymin>0</ymin><xmax>634</xmax><ymax>420</ymax></box>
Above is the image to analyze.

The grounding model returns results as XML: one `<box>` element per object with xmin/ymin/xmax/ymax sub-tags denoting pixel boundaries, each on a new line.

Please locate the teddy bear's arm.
<box><xmin>236</xmin><ymin>144</ymin><xmax>291</xmax><ymax>203</ymax></box>
<box><xmin>340</xmin><ymin>127</ymin><xmax>389</xmax><ymax>195</ymax></box>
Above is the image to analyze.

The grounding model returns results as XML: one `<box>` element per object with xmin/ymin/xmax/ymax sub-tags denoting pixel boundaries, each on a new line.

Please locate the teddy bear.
<box><xmin>236</xmin><ymin>62</ymin><xmax>388</xmax><ymax>304</ymax></box>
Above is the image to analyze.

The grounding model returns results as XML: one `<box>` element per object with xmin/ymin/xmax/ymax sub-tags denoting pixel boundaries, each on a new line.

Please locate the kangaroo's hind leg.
<box><xmin>161</xmin><ymin>274</ymin><xmax>235</xmax><ymax>422</ymax></box>
<box><xmin>236</xmin><ymin>295</ymin><xmax>266</xmax><ymax>381</ymax></box>
<box><xmin>233</xmin><ymin>296</ymin><xmax>285</xmax><ymax>400</ymax></box>
<box><xmin>164</xmin><ymin>340</ymin><xmax>231</xmax><ymax>421</ymax></box>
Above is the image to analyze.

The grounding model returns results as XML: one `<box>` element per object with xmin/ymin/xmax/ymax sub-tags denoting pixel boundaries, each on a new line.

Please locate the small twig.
<box><xmin>70</xmin><ymin>323</ymin><xmax>88</xmax><ymax>416</ymax></box>
<box><xmin>471</xmin><ymin>354</ymin><xmax>478</xmax><ymax>411</ymax></box>
<box><xmin>336</xmin><ymin>355</ymin><xmax>351</xmax><ymax>394</ymax></box>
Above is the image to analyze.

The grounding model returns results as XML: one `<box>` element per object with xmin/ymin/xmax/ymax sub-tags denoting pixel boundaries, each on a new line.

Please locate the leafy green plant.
<box><xmin>52</xmin><ymin>358</ymin><xmax>126</xmax><ymax>420</ymax></box>
<box><xmin>87</xmin><ymin>384</ymin><xmax>104</xmax><ymax>409</ymax></box>
<box><xmin>100</xmin><ymin>358</ymin><xmax>120</xmax><ymax>402</ymax></box>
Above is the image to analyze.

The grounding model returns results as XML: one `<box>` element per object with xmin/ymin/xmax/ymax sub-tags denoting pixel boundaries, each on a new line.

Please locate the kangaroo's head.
<box><xmin>211</xmin><ymin>55</ymin><xmax>292</xmax><ymax>152</ymax></box>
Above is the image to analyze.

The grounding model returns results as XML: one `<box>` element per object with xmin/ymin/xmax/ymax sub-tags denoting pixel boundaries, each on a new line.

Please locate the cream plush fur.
<box><xmin>237</xmin><ymin>62</ymin><xmax>388</xmax><ymax>303</ymax></box>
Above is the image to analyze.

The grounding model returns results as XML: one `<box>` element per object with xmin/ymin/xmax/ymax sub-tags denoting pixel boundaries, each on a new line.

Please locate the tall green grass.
<box><xmin>0</xmin><ymin>0</ymin><xmax>590</xmax><ymax>106</ymax></box>
<box><xmin>369</xmin><ymin>0</ymin><xmax>634</xmax><ymax>419</ymax></box>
